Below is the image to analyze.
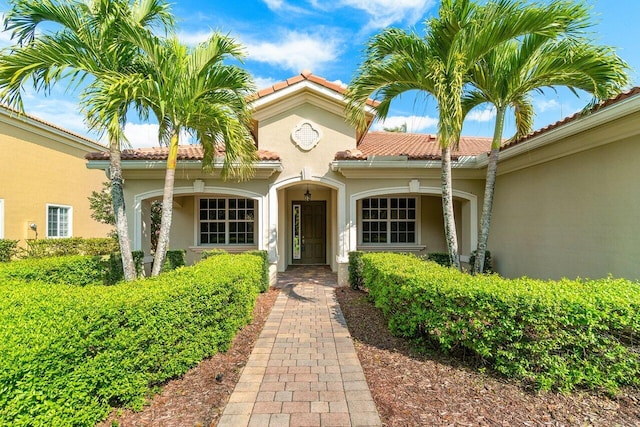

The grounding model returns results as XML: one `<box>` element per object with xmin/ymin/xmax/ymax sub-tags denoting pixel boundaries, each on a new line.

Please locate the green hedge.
<box><xmin>161</xmin><ymin>250</ymin><xmax>186</xmax><ymax>273</ymax></box>
<box><xmin>0</xmin><ymin>255</ymin><xmax>105</xmax><ymax>285</ymax></box>
<box><xmin>244</xmin><ymin>250</ymin><xmax>270</xmax><ymax>292</ymax></box>
<box><xmin>469</xmin><ymin>250</ymin><xmax>493</xmax><ymax>273</ymax></box>
<box><xmin>104</xmin><ymin>251</ymin><xmax>145</xmax><ymax>285</ymax></box>
<box><xmin>0</xmin><ymin>253</ymin><xmax>263</xmax><ymax>426</ymax></box>
<box><xmin>0</xmin><ymin>239</ymin><xmax>18</xmax><ymax>262</ymax></box>
<box><xmin>200</xmin><ymin>249</ymin><xmax>270</xmax><ymax>292</ymax></box>
<box><xmin>362</xmin><ymin>252</ymin><xmax>640</xmax><ymax>393</ymax></box>
<box><xmin>426</xmin><ymin>252</ymin><xmax>451</xmax><ymax>267</ymax></box>
<box><xmin>348</xmin><ymin>251</ymin><xmax>365</xmax><ymax>290</ymax></box>
<box><xmin>22</xmin><ymin>237</ymin><xmax>119</xmax><ymax>258</ymax></box>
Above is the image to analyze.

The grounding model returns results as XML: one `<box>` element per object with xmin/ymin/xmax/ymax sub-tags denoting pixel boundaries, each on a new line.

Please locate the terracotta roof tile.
<box><xmin>85</xmin><ymin>145</ymin><xmax>280</xmax><ymax>161</ymax></box>
<box><xmin>252</xmin><ymin>70</ymin><xmax>379</xmax><ymax>108</ymax></box>
<box><xmin>502</xmin><ymin>86</ymin><xmax>640</xmax><ymax>150</ymax></box>
<box><xmin>335</xmin><ymin>132</ymin><xmax>492</xmax><ymax>160</ymax></box>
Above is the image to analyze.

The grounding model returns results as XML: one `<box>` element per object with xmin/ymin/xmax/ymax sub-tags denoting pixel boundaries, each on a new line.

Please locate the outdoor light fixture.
<box><xmin>29</xmin><ymin>223</ymin><xmax>38</xmax><ymax>240</ymax></box>
<box><xmin>304</xmin><ymin>185</ymin><xmax>311</xmax><ymax>202</ymax></box>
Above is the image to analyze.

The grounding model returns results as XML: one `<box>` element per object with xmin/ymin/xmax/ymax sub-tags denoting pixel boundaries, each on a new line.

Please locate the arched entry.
<box><xmin>268</xmin><ymin>174</ymin><xmax>346</xmax><ymax>272</ymax></box>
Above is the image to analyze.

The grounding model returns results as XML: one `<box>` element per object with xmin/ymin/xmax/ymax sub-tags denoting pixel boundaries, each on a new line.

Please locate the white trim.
<box><xmin>45</xmin><ymin>203</ymin><xmax>73</xmax><ymax>238</ymax></box>
<box><xmin>349</xmin><ymin>186</ymin><xmax>477</xmax><ymax>257</ymax></box>
<box><xmin>195</xmin><ymin>196</ymin><xmax>258</xmax><ymax>246</ymax></box>
<box><xmin>268</xmin><ymin>175</ymin><xmax>347</xmax><ymax>266</ymax></box>
<box><xmin>86</xmin><ymin>159</ymin><xmax>283</xmax><ymax>172</ymax></box>
<box><xmin>291</xmin><ymin>120</ymin><xmax>323</xmax><ymax>151</ymax></box>
<box><xmin>133</xmin><ymin>187</ymin><xmax>266</xmax><ymax>252</ymax></box>
<box><xmin>0</xmin><ymin>199</ymin><xmax>4</xmax><ymax>239</ymax></box>
<box><xmin>357</xmin><ymin>195</ymin><xmax>422</xmax><ymax>246</ymax></box>
<box><xmin>252</xmin><ymin>80</ymin><xmax>345</xmax><ymax>110</ymax></box>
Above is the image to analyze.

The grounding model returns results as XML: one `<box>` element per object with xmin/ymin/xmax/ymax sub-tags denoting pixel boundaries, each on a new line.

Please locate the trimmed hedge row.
<box><xmin>0</xmin><ymin>239</ymin><xmax>18</xmax><ymax>262</ymax></box>
<box><xmin>21</xmin><ymin>237</ymin><xmax>119</xmax><ymax>258</ymax></box>
<box><xmin>360</xmin><ymin>252</ymin><xmax>640</xmax><ymax>392</ymax></box>
<box><xmin>202</xmin><ymin>249</ymin><xmax>270</xmax><ymax>292</ymax></box>
<box><xmin>0</xmin><ymin>253</ymin><xmax>263</xmax><ymax>426</ymax></box>
<box><xmin>0</xmin><ymin>255</ymin><xmax>105</xmax><ymax>285</ymax></box>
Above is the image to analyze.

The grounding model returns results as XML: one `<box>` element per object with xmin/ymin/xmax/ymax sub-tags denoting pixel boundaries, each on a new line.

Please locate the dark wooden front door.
<box><xmin>292</xmin><ymin>201</ymin><xmax>326</xmax><ymax>264</ymax></box>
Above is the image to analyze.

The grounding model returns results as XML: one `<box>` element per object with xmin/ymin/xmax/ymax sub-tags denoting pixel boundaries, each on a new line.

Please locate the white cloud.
<box><xmin>122</xmin><ymin>123</ymin><xmax>194</xmax><ymax>149</ymax></box>
<box><xmin>122</xmin><ymin>123</ymin><xmax>160</xmax><ymax>148</ymax></box>
<box><xmin>0</xmin><ymin>13</ymin><xmax>13</xmax><ymax>46</ymax></box>
<box><xmin>254</xmin><ymin>76</ymin><xmax>279</xmax><ymax>91</ymax></box>
<box><xmin>467</xmin><ymin>107</ymin><xmax>496</xmax><ymax>122</ymax></box>
<box><xmin>311</xmin><ymin>0</ymin><xmax>435</xmax><ymax>29</ymax></box>
<box><xmin>535</xmin><ymin>98</ymin><xmax>560</xmax><ymax>113</ymax></box>
<box><xmin>244</xmin><ymin>30</ymin><xmax>340</xmax><ymax>73</ymax></box>
<box><xmin>262</xmin><ymin>0</ymin><xmax>284</xmax><ymax>9</ymax></box>
<box><xmin>261</xmin><ymin>0</ymin><xmax>309</xmax><ymax>14</ymax></box>
<box><xmin>26</xmin><ymin>98</ymin><xmax>90</xmax><ymax>135</ymax></box>
<box><xmin>177</xmin><ymin>29</ymin><xmax>214</xmax><ymax>46</ymax></box>
<box><xmin>372</xmin><ymin>115</ymin><xmax>438</xmax><ymax>132</ymax></box>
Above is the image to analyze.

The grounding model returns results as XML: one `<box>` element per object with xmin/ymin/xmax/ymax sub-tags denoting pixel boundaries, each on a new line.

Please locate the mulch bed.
<box><xmin>99</xmin><ymin>288</ymin><xmax>279</xmax><ymax>427</ymax></box>
<box><xmin>335</xmin><ymin>286</ymin><xmax>640</xmax><ymax>427</ymax></box>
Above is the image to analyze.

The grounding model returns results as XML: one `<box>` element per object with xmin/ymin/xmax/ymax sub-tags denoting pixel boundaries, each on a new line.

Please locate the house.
<box><xmin>85</xmin><ymin>71</ymin><xmax>640</xmax><ymax>284</ymax></box>
<box><xmin>0</xmin><ymin>104</ymin><xmax>112</xmax><ymax>242</ymax></box>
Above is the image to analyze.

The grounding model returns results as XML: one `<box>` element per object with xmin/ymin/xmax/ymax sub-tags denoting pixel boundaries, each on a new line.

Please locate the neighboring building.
<box><xmin>85</xmin><ymin>71</ymin><xmax>640</xmax><ymax>284</ymax></box>
<box><xmin>0</xmin><ymin>105</ymin><xmax>112</xmax><ymax>242</ymax></box>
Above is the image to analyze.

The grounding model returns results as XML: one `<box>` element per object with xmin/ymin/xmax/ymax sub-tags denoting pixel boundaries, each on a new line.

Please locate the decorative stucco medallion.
<box><xmin>291</xmin><ymin>121</ymin><xmax>322</xmax><ymax>151</ymax></box>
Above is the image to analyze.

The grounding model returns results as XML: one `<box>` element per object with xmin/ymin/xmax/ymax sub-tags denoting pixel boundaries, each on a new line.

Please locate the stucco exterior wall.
<box><xmin>0</xmin><ymin>113</ymin><xmax>111</xmax><ymax>241</ymax></box>
<box><xmin>490</xmin><ymin>128</ymin><xmax>640</xmax><ymax>281</ymax></box>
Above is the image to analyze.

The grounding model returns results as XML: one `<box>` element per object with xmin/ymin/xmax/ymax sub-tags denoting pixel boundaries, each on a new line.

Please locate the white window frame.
<box><xmin>196</xmin><ymin>196</ymin><xmax>257</xmax><ymax>246</ymax></box>
<box><xmin>46</xmin><ymin>204</ymin><xmax>73</xmax><ymax>238</ymax></box>
<box><xmin>358</xmin><ymin>196</ymin><xmax>421</xmax><ymax>246</ymax></box>
<box><xmin>0</xmin><ymin>199</ymin><xmax>4</xmax><ymax>239</ymax></box>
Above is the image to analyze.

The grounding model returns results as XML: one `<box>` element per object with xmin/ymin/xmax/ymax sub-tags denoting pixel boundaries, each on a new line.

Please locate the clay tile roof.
<box><xmin>502</xmin><ymin>86</ymin><xmax>640</xmax><ymax>151</ymax></box>
<box><xmin>251</xmin><ymin>70</ymin><xmax>379</xmax><ymax>108</ymax></box>
<box><xmin>335</xmin><ymin>132</ymin><xmax>492</xmax><ymax>161</ymax></box>
<box><xmin>85</xmin><ymin>145</ymin><xmax>280</xmax><ymax>161</ymax></box>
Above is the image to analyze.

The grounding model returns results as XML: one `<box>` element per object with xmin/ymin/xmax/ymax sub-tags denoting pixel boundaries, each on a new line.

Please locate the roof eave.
<box><xmin>331</xmin><ymin>156</ymin><xmax>478</xmax><ymax>171</ymax></box>
<box><xmin>87</xmin><ymin>159</ymin><xmax>283</xmax><ymax>172</ymax></box>
<box><xmin>481</xmin><ymin>92</ymin><xmax>640</xmax><ymax>167</ymax></box>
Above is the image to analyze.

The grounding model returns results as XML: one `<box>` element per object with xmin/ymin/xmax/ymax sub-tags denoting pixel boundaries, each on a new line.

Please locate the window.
<box><xmin>199</xmin><ymin>197</ymin><xmax>255</xmax><ymax>245</ymax></box>
<box><xmin>47</xmin><ymin>204</ymin><xmax>72</xmax><ymax>238</ymax></box>
<box><xmin>361</xmin><ymin>197</ymin><xmax>416</xmax><ymax>244</ymax></box>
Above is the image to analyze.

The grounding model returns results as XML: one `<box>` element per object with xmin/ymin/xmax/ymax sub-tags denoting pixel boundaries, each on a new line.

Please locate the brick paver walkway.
<box><xmin>217</xmin><ymin>266</ymin><xmax>382</xmax><ymax>427</ymax></box>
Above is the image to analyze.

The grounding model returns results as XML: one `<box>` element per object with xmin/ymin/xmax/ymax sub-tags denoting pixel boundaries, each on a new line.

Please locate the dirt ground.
<box><xmin>335</xmin><ymin>287</ymin><xmax>640</xmax><ymax>427</ymax></box>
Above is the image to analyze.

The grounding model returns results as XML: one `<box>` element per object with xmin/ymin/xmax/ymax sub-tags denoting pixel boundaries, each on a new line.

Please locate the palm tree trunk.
<box><xmin>151</xmin><ymin>131</ymin><xmax>179</xmax><ymax>276</ymax></box>
<box><xmin>474</xmin><ymin>107</ymin><xmax>506</xmax><ymax>274</ymax></box>
<box><xmin>441</xmin><ymin>146</ymin><xmax>460</xmax><ymax>269</ymax></box>
<box><xmin>109</xmin><ymin>139</ymin><xmax>136</xmax><ymax>281</ymax></box>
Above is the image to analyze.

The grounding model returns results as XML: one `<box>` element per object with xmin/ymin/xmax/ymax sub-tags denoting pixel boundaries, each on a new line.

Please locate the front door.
<box><xmin>292</xmin><ymin>201</ymin><xmax>326</xmax><ymax>264</ymax></box>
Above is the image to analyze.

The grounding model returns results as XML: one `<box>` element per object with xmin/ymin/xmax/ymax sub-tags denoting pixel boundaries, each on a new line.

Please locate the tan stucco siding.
<box><xmin>258</xmin><ymin>102</ymin><xmax>355</xmax><ymax>182</ymax></box>
<box><xmin>490</xmin><ymin>134</ymin><xmax>640</xmax><ymax>281</ymax></box>
<box><xmin>0</xmin><ymin>117</ymin><xmax>111</xmax><ymax>241</ymax></box>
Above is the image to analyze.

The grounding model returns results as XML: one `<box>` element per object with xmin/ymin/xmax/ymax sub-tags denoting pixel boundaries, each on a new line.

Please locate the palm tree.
<box><xmin>465</xmin><ymin>33</ymin><xmax>629</xmax><ymax>273</ymax></box>
<box><xmin>0</xmin><ymin>0</ymin><xmax>173</xmax><ymax>281</ymax></box>
<box><xmin>345</xmin><ymin>0</ymin><xmax>589</xmax><ymax>269</ymax></box>
<box><xmin>109</xmin><ymin>33</ymin><xmax>257</xmax><ymax>276</ymax></box>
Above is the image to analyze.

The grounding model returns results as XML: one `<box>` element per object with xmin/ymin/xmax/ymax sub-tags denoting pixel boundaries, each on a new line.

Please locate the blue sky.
<box><xmin>1</xmin><ymin>0</ymin><xmax>638</xmax><ymax>147</ymax></box>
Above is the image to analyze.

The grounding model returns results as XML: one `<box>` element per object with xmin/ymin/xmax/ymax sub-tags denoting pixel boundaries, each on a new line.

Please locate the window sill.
<box><xmin>189</xmin><ymin>245</ymin><xmax>258</xmax><ymax>254</ymax></box>
<box><xmin>357</xmin><ymin>244</ymin><xmax>426</xmax><ymax>252</ymax></box>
